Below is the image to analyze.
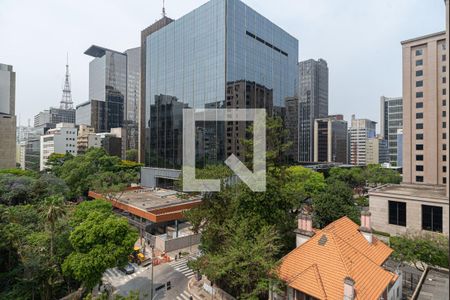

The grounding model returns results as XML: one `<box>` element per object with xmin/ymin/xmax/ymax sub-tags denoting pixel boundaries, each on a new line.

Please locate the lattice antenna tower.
<box><xmin>60</xmin><ymin>53</ymin><xmax>74</xmax><ymax>109</ymax></box>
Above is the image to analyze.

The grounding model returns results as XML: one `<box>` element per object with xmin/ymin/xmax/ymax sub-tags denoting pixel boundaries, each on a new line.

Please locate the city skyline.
<box><xmin>0</xmin><ymin>0</ymin><xmax>446</xmax><ymax>127</ymax></box>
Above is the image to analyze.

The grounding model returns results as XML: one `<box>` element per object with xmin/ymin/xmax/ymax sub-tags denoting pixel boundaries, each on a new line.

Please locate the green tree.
<box><xmin>312</xmin><ymin>180</ymin><xmax>359</xmax><ymax>228</ymax></box>
<box><xmin>43</xmin><ymin>195</ymin><xmax>66</xmax><ymax>259</ymax></box>
<box><xmin>390</xmin><ymin>234</ymin><xmax>449</xmax><ymax>270</ymax></box>
<box><xmin>125</xmin><ymin>149</ymin><xmax>138</xmax><ymax>162</ymax></box>
<box><xmin>62</xmin><ymin>211</ymin><xmax>138</xmax><ymax>289</ymax></box>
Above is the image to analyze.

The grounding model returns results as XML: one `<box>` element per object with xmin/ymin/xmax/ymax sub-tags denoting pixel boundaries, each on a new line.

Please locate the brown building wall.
<box><xmin>401</xmin><ymin>31</ymin><xmax>447</xmax><ymax>188</ymax></box>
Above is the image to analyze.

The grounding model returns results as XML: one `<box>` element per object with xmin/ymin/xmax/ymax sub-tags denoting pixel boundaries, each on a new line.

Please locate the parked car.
<box><xmin>120</xmin><ymin>263</ymin><xmax>135</xmax><ymax>275</ymax></box>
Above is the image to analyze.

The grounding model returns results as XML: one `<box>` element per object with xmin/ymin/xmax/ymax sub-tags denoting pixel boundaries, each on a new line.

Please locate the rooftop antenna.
<box><xmin>60</xmin><ymin>53</ymin><xmax>74</xmax><ymax>110</ymax></box>
<box><xmin>162</xmin><ymin>0</ymin><xmax>166</xmax><ymax>18</ymax></box>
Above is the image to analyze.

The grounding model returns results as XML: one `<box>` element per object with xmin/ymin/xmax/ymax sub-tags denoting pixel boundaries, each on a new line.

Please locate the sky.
<box><xmin>0</xmin><ymin>0</ymin><xmax>446</xmax><ymax>130</ymax></box>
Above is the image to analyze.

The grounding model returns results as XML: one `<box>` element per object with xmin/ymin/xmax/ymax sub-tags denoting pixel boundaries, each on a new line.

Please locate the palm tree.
<box><xmin>44</xmin><ymin>195</ymin><xmax>66</xmax><ymax>259</ymax></box>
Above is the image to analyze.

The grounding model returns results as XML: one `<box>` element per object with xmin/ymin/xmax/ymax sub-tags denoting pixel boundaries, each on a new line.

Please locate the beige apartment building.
<box><xmin>369</xmin><ymin>0</ymin><xmax>449</xmax><ymax>236</ymax></box>
<box><xmin>0</xmin><ymin>63</ymin><xmax>16</xmax><ymax>169</ymax></box>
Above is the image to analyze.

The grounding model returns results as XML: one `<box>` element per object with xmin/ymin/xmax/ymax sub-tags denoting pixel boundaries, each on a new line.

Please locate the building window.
<box><xmin>416</xmin><ymin>92</ymin><xmax>423</xmax><ymax>98</ymax></box>
<box><xmin>416</xmin><ymin>154</ymin><xmax>424</xmax><ymax>161</ymax></box>
<box><xmin>443</xmin><ymin>155</ymin><xmax>447</xmax><ymax>162</ymax></box>
<box><xmin>416</xmin><ymin>70</ymin><xmax>423</xmax><ymax>77</ymax></box>
<box><xmin>416</xmin><ymin>59</ymin><xmax>423</xmax><ymax>66</ymax></box>
<box><xmin>443</xmin><ymin>111</ymin><xmax>447</xmax><ymax>117</ymax></box>
<box><xmin>444</xmin><ymin>144</ymin><xmax>447</xmax><ymax>151</ymax></box>
<box><xmin>422</xmin><ymin>205</ymin><xmax>443</xmax><ymax>232</ymax></box>
<box><xmin>444</xmin><ymin>133</ymin><xmax>447</xmax><ymax>139</ymax></box>
<box><xmin>443</xmin><ymin>122</ymin><xmax>447</xmax><ymax>129</ymax></box>
<box><xmin>444</xmin><ymin>177</ymin><xmax>447</xmax><ymax>184</ymax></box>
<box><xmin>443</xmin><ymin>66</ymin><xmax>447</xmax><ymax>73</ymax></box>
<box><xmin>388</xmin><ymin>201</ymin><xmax>406</xmax><ymax>227</ymax></box>
<box><xmin>416</xmin><ymin>123</ymin><xmax>424</xmax><ymax>129</ymax></box>
<box><xmin>416</xmin><ymin>176</ymin><xmax>424</xmax><ymax>182</ymax></box>
<box><xmin>444</xmin><ymin>100</ymin><xmax>447</xmax><ymax>106</ymax></box>
<box><xmin>416</xmin><ymin>134</ymin><xmax>423</xmax><ymax>140</ymax></box>
<box><xmin>443</xmin><ymin>54</ymin><xmax>447</xmax><ymax>62</ymax></box>
<box><xmin>443</xmin><ymin>77</ymin><xmax>447</xmax><ymax>84</ymax></box>
<box><xmin>416</xmin><ymin>81</ymin><xmax>423</xmax><ymax>87</ymax></box>
<box><xmin>443</xmin><ymin>166</ymin><xmax>447</xmax><ymax>173</ymax></box>
<box><xmin>416</xmin><ymin>144</ymin><xmax>424</xmax><ymax>150</ymax></box>
<box><xmin>444</xmin><ymin>89</ymin><xmax>447</xmax><ymax>96</ymax></box>
<box><xmin>416</xmin><ymin>102</ymin><xmax>423</xmax><ymax>109</ymax></box>
<box><xmin>416</xmin><ymin>165</ymin><xmax>424</xmax><ymax>171</ymax></box>
<box><xmin>416</xmin><ymin>113</ymin><xmax>423</xmax><ymax>119</ymax></box>
<box><xmin>415</xmin><ymin>49</ymin><xmax>423</xmax><ymax>56</ymax></box>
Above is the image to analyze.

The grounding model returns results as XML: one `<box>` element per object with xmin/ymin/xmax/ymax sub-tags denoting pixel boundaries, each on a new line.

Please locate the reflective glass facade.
<box><xmin>145</xmin><ymin>0</ymin><xmax>298</xmax><ymax>168</ymax></box>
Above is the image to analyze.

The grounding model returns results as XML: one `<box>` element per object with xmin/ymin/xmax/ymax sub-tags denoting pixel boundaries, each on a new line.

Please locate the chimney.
<box><xmin>343</xmin><ymin>277</ymin><xmax>355</xmax><ymax>300</ymax></box>
<box><xmin>359</xmin><ymin>210</ymin><xmax>372</xmax><ymax>243</ymax></box>
<box><xmin>295</xmin><ymin>212</ymin><xmax>314</xmax><ymax>247</ymax></box>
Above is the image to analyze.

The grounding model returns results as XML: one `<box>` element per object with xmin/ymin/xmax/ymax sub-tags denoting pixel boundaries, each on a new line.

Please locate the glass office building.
<box><xmin>144</xmin><ymin>0</ymin><xmax>298</xmax><ymax>169</ymax></box>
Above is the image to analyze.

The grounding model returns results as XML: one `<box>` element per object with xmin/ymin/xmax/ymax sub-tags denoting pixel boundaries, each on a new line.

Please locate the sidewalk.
<box><xmin>187</xmin><ymin>276</ymin><xmax>235</xmax><ymax>300</ymax></box>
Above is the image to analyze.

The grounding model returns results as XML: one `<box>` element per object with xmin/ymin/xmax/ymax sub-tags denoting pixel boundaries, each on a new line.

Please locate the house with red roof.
<box><xmin>277</xmin><ymin>211</ymin><xmax>402</xmax><ymax>300</ymax></box>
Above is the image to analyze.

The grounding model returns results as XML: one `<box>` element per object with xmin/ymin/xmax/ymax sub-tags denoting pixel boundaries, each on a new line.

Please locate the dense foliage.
<box><xmin>391</xmin><ymin>234</ymin><xmax>449</xmax><ymax>270</ymax></box>
<box><xmin>0</xmin><ymin>149</ymin><xmax>140</xmax><ymax>300</ymax></box>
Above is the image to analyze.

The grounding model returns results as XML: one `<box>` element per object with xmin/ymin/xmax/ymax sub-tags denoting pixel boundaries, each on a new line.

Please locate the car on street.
<box><xmin>119</xmin><ymin>263</ymin><xmax>135</xmax><ymax>275</ymax></box>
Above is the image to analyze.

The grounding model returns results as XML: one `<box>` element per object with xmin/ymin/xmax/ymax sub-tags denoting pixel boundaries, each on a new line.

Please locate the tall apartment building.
<box><xmin>40</xmin><ymin>123</ymin><xmax>77</xmax><ymax>170</ymax></box>
<box><xmin>380</xmin><ymin>96</ymin><xmax>403</xmax><ymax>165</ymax></box>
<box><xmin>366</xmin><ymin>135</ymin><xmax>389</xmax><ymax>165</ymax></box>
<box><xmin>369</xmin><ymin>0</ymin><xmax>448</xmax><ymax>236</ymax></box>
<box><xmin>349</xmin><ymin>115</ymin><xmax>376</xmax><ymax>165</ymax></box>
<box><xmin>0</xmin><ymin>63</ymin><xmax>16</xmax><ymax>169</ymax></box>
<box><xmin>141</xmin><ymin>0</ymin><xmax>298</xmax><ymax>186</ymax></box>
<box><xmin>124</xmin><ymin>47</ymin><xmax>140</xmax><ymax>151</ymax></box>
<box><xmin>313</xmin><ymin>115</ymin><xmax>348</xmax><ymax>164</ymax></box>
<box><xmin>298</xmin><ymin>59</ymin><xmax>329</xmax><ymax>162</ymax></box>
<box><xmin>139</xmin><ymin>15</ymin><xmax>174</xmax><ymax>163</ymax></box>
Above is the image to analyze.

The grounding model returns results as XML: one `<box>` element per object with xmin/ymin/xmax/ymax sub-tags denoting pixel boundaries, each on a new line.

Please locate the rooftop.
<box><xmin>84</xmin><ymin>45</ymin><xmax>125</xmax><ymax>58</ymax></box>
<box><xmin>278</xmin><ymin>217</ymin><xmax>396</xmax><ymax>300</ymax></box>
<box><xmin>369</xmin><ymin>184</ymin><xmax>447</xmax><ymax>200</ymax></box>
<box><xmin>416</xmin><ymin>268</ymin><xmax>449</xmax><ymax>300</ymax></box>
<box><xmin>89</xmin><ymin>187</ymin><xmax>202</xmax><ymax>223</ymax></box>
<box><xmin>401</xmin><ymin>31</ymin><xmax>446</xmax><ymax>45</ymax></box>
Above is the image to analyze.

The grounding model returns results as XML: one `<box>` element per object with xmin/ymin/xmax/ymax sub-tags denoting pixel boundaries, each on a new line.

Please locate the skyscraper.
<box><xmin>298</xmin><ymin>59</ymin><xmax>329</xmax><ymax>162</ymax></box>
<box><xmin>0</xmin><ymin>63</ymin><xmax>16</xmax><ymax>169</ymax></box>
<box><xmin>313</xmin><ymin>115</ymin><xmax>348</xmax><ymax>164</ymax></box>
<box><xmin>142</xmin><ymin>0</ymin><xmax>298</xmax><ymax>186</ymax></box>
<box><xmin>349</xmin><ymin>115</ymin><xmax>376</xmax><ymax>165</ymax></box>
<box><xmin>81</xmin><ymin>45</ymin><xmax>127</xmax><ymax>133</ymax></box>
<box><xmin>139</xmin><ymin>15</ymin><xmax>174</xmax><ymax>163</ymax></box>
<box><xmin>401</xmin><ymin>31</ymin><xmax>447</xmax><ymax>185</ymax></box>
<box><xmin>125</xmin><ymin>47</ymin><xmax>140</xmax><ymax>151</ymax></box>
<box><xmin>380</xmin><ymin>96</ymin><xmax>403</xmax><ymax>166</ymax></box>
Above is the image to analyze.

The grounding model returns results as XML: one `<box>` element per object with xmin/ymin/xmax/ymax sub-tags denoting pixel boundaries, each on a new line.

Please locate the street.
<box><xmin>102</xmin><ymin>257</ymin><xmax>196</xmax><ymax>299</ymax></box>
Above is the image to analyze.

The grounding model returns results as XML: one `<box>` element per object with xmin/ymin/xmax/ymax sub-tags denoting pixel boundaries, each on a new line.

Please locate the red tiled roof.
<box><xmin>278</xmin><ymin>217</ymin><xmax>395</xmax><ymax>300</ymax></box>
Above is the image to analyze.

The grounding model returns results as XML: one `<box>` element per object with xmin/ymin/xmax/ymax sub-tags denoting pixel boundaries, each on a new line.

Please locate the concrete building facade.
<box><xmin>401</xmin><ymin>31</ymin><xmax>447</xmax><ymax>186</ymax></box>
<box><xmin>369</xmin><ymin>0</ymin><xmax>448</xmax><ymax>237</ymax></box>
<box><xmin>313</xmin><ymin>115</ymin><xmax>348</xmax><ymax>164</ymax></box>
<box><xmin>349</xmin><ymin>115</ymin><xmax>377</xmax><ymax>165</ymax></box>
<box><xmin>298</xmin><ymin>59</ymin><xmax>329</xmax><ymax>162</ymax></box>
<box><xmin>0</xmin><ymin>63</ymin><xmax>16</xmax><ymax>169</ymax></box>
<box><xmin>40</xmin><ymin>123</ymin><xmax>77</xmax><ymax>170</ymax></box>
<box><xmin>380</xmin><ymin>96</ymin><xmax>403</xmax><ymax>166</ymax></box>
<box><xmin>366</xmin><ymin>135</ymin><xmax>389</xmax><ymax>165</ymax></box>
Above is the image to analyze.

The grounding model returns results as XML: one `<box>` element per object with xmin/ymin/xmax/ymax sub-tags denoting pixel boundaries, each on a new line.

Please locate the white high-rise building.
<box><xmin>349</xmin><ymin>115</ymin><xmax>377</xmax><ymax>165</ymax></box>
<box><xmin>40</xmin><ymin>123</ymin><xmax>77</xmax><ymax>170</ymax></box>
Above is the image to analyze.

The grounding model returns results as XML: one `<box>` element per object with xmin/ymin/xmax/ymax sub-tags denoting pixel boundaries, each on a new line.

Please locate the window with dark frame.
<box><xmin>422</xmin><ymin>205</ymin><xmax>443</xmax><ymax>232</ymax></box>
<box><xmin>388</xmin><ymin>201</ymin><xmax>406</xmax><ymax>227</ymax></box>
<box><xmin>416</xmin><ymin>176</ymin><xmax>424</xmax><ymax>182</ymax></box>
<box><xmin>416</xmin><ymin>165</ymin><xmax>424</xmax><ymax>171</ymax></box>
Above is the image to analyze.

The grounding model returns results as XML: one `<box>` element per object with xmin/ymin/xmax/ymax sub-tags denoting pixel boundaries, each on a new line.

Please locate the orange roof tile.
<box><xmin>278</xmin><ymin>217</ymin><xmax>395</xmax><ymax>300</ymax></box>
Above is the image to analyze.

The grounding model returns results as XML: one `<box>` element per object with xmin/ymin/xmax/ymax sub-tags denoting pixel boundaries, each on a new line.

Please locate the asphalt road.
<box><xmin>102</xmin><ymin>258</ymin><xmax>194</xmax><ymax>299</ymax></box>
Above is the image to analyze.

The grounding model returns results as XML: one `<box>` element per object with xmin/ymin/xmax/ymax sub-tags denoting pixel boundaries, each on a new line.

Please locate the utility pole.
<box><xmin>150</xmin><ymin>245</ymin><xmax>155</xmax><ymax>300</ymax></box>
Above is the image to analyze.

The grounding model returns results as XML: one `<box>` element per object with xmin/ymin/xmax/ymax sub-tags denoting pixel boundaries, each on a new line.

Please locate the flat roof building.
<box><xmin>313</xmin><ymin>115</ymin><xmax>348</xmax><ymax>164</ymax></box>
